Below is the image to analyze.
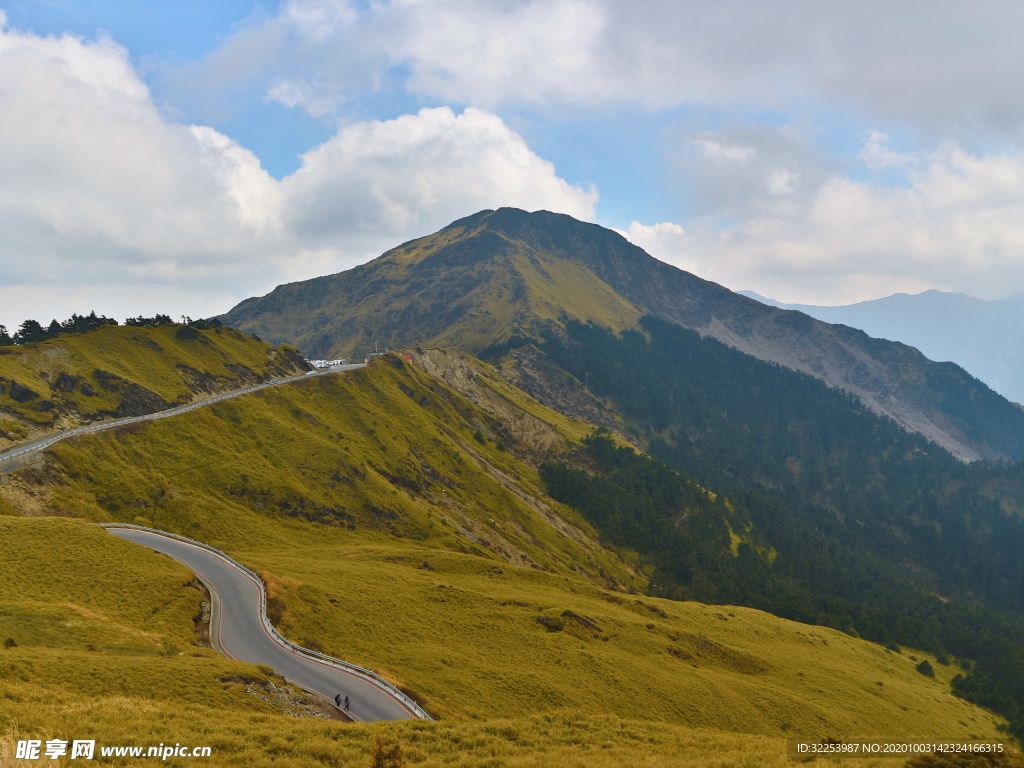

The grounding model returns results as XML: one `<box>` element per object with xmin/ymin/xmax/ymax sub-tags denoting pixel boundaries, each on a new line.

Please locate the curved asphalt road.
<box><xmin>107</xmin><ymin>527</ymin><xmax>416</xmax><ymax>722</ymax></box>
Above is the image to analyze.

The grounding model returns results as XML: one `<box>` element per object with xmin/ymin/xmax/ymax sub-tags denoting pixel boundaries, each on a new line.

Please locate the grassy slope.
<box><xmin>0</xmin><ymin>517</ymin><xmax>199</xmax><ymax>653</ymax></box>
<box><xmin>0</xmin><ymin>518</ymin><xmax>331</xmax><ymax>759</ymax></box>
<box><xmin>251</xmin><ymin>539</ymin><xmax>997</xmax><ymax>738</ymax></box>
<box><xmin>222</xmin><ymin>219</ymin><xmax>643</xmax><ymax>359</ymax></box>
<box><xmin>38</xmin><ymin>356</ymin><xmax>633</xmax><ymax>586</ymax></box>
<box><xmin>0</xmin><ymin>359</ymin><xmax>1005</xmax><ymax>766</ymax></box>
<box><xmin>0</xmin><ymin>518</ymin><xmax>1002</xmax><ymax>768</ymax></box>
<box><xmin>0</xmin><ymin>324</ymin><xmax>307</xmax><ymax>439</ymax></box>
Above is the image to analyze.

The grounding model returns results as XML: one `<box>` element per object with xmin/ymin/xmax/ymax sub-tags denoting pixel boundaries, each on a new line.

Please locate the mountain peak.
<box><xmin>222</xmin><ymin>209</ymin><xmax>1024</xmax><ymax>462</ymax></box>
<box><xmin>224</xmin><ymin>208</ymin><xmax>647</xmax><ymax>360</ymax></box>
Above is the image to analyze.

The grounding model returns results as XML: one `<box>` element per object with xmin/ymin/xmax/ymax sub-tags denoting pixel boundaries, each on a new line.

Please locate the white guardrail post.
<box><xmin>101</xmin><ymin>523</ymin><xmax>431</xmax><ymax>721</ymax></box>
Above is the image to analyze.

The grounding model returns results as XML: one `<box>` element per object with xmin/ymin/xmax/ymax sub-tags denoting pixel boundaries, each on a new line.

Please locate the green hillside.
<box><xmin>1</xmin><ymin>516</ymin><xmax>1001</xmax><ymax>753</ymax></box>
<box><xmin>0</xmin><ymin>358</ymin><xmax>1006</xmax><ymax>763</ymax></box>
<box><xmin>216</xmin><ymin>208</ymin><xmax>1024</xmax><ymax>739</ymax></box>
<box><xmin>0</xmin><ymin>323</ymin><xmax>308</xmax><ymax>444</ymax></box>
<box><xmin>18</xmin><ymin>356</ymin><xmax>633</xmax><ymax>586</ymax></box>
<box><xmin>223</xmin><ymin>215</ymin><xmax>643</xmax><ymax>360</ymax></box>
<box><xmin>487</xmin><ymin>318</ymin><xmax>1024</xmax><ymax>738</ymax></box>
<box><xmin>0</xmin><ymin>324</ymin><xmax>1020</xmax><ymax>763</ymax></box>
<box><xmin>372</xmin><ymin>340</ymin><xmax>1024</xmax><ymax>742</ymax></box>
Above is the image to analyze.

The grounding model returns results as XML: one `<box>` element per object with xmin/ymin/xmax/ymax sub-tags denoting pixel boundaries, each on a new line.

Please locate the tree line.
<box><xmin>513</xmin><ymin>316</ymin><xmax>1024</xmax><ymax>740</ymax></box>
<box><xmin>0</xmin><ymin>313</ymin><xmax>222</xmax><ymax>346</ymax></box>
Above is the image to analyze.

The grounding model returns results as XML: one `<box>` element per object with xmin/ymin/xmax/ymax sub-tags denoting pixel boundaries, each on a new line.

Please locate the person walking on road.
<box><xmin>335</xmin><ymin>693</ymin><xmax>342</xmax><ymax>708</ymax></box>
<box><xmin>344</xmin><ymin>695</ymin><xmax>350</xmax><ymax>711</ymax></box>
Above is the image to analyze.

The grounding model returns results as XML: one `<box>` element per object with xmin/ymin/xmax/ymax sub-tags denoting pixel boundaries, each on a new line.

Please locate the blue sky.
<box><xmin>3</xmin><ymin>1</ymin><xmax>1024</xmax><ymax>329</ymax></box>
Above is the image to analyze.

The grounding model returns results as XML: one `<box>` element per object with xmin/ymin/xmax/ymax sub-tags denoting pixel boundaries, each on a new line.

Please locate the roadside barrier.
<box><xmin>0</xmin><ymin>366</ymin><xmax>365</xmax><ymax>469</ymax></box>
<box><xmin>101</xmin><ymin>523</ymin><xmax>431</xmax><ymax>721</ymax></box>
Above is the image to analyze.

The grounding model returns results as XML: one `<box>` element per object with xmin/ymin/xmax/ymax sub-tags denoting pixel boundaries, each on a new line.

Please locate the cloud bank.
<box><xmin>8</xmin><ymin>1</ymin><xmax>1024</xmax><ymax>328</ymax></box>
<box><xmin>626</xmin><ymin>132</ymin><xmax>1024</xmax><ymax>304</ymax></box>
<box><xmin>167</xmin><ymin>0</ymin><xmax>1024</xmax><ymax>306</ymax></box>
<box><xmin>238</xmin><ymin>0</ymin><xmax>1024</xmax><ymax>139</ymax></box>
<box><xmin>0</xmin><ymin>14</ymin><xmax>595</xmax><ymax>328</ymax></box>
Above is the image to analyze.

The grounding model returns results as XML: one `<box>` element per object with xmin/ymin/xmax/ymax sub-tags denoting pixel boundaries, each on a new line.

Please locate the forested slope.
<box><xmin>495</xmin><ymin>318</ymin><xmax>1024</xmax><ymax>737</ymax></box>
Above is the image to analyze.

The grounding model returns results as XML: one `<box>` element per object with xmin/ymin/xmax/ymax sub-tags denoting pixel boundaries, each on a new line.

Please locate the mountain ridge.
<box><xmin>741</xmin><ymin>288</ymin><xmax>1024</xmax><ymax>406</ymax></box>
<box><xmin>223</xmin><ymin>207</ymin><xmax>1024</xmax><ymax>462</ymax></box>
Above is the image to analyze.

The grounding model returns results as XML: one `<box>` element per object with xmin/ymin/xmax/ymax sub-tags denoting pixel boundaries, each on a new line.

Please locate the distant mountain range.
<box><xmin>741</xmin><ymin>289</ymin><xmax>1024</xmax><ymax>405</ymax></box>
<box><xmin>223</xmin><ymin>208</ymin><xmax>1024</xmax><ymax>462</ymax></box>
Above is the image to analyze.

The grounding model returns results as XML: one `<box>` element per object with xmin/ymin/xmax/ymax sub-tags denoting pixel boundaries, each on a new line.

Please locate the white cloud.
<box><xmin>858</xmin><ymin>130</ymin><xmax>914</xmax><ymax>171</ymax></box>
<box><xmin>615</xmin><ymin>221</ymin><xmax>686</xmax><ymax>258</ymax></box>
<box><xmin>0</xmin><ymin>19</ymin><xmax>594</xmax><ymax>328</ymax></box>
<box><xmin>200</xmin><ymin>0</ymin><xmax>1024</xmax><ymax>141</ymax></box>
<box><xmin>695</xmin><ymin>139</ymin><xmax>756</xmax><ymax>163</ymax></box>
<box><xmin>266</xmin><ymin>77</ymin><xmax>343</xmax><ymax>117</ymax></box>
<box><xmin>0</xmin><ymin>20</ymin><xmax>281</xmax><ymax>292</ymax></box>
<box><xmin>642</xmin><ymin>134</ymin><xmax>1024</xmax><ymax>304</ymax></box>
<box><xmin>280</xmin><ymin>0</ymin><xmax>359</xmax><ymax>42</ymax></box>
<box><xmin>282</xmin><ymin>106</ymin><xmax>596</xmax><ymax>242</ymax></box>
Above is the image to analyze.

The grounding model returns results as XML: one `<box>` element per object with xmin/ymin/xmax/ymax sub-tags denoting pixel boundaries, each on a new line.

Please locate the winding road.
<box><xmin>0</xmin><ymin>365</ymin><xmax>364</xmax><ymax>472</ymax></box>
<box><xmin>1</xmin><ymin>361</ymin><xmax>426</xmax><ymax>722</ymax></box>
<box><xmin>106</xmin><ymin>526</ymin><xmax>426</xmax><ymax>722</ymax></box>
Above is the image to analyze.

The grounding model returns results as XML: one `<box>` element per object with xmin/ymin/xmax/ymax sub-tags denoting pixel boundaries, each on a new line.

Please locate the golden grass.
<box><xmin>0</xmin><ymin>359</ymin><xmax>1009</xmax><ymax>765</ymax></box>
<box><xmin>508</xmin><ymin>244</ymin><xmax>643</xmax><ymax>334</ymax></box>
<box><xmin>2</xmin><ymin>706</ymin><xmax>952</xmax><ymax>768</ymax></box>
<box><xmin>0</xmin><ymin>517</ymin><xmax>201</xmax><ymax>652</ymax></box>
<box><xmin>34</xmin><ymin>359</ymin><xmax>637</xmax><ymax>589</ymax></box>
<box><xmin>229</xmin><ymin>216</ymin><xmax>646</xmax><ymax>360</ymax></box>
<box><xmin>245</xmin><ymin>539</ymin><xmax>1002</xmax><ymax>740</ymax></box>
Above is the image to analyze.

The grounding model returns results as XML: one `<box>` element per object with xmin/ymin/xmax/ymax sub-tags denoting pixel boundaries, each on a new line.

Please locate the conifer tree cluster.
<box><xmin>0</xmin><ymin>313</ymin><xmax>221</xmax><ymax>346</ymax></box>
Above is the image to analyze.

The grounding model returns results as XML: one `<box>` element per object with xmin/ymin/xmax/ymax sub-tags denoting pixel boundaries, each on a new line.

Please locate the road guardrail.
<box><xmin>101</xmin><ymin>523</ymin><xmax>431</xmax><ymax>721</ymax></box>
<box><xmin>0</xmin><ymin>365</ymin><xmax>365</xmax><ymax>469</ymax></box>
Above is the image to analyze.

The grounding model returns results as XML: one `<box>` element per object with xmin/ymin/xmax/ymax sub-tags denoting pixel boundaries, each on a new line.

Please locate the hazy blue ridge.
<box><xmin>740</xmin><ymin>289</ymin><xmax>1024</xmax><ymax>405</ymax></box>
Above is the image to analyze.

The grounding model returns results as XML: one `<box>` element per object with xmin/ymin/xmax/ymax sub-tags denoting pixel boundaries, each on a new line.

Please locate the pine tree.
<box><xmin>14</xmin><ymin>319</ymin><xmax>46</xmax><ymax>344</ymax></box>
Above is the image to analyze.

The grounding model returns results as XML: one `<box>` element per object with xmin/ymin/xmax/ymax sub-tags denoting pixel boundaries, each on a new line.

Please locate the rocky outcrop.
<box><xmin>404</xmin><ymin>347</ymin><xmax>611</xmax><ymax>454</ymax></box>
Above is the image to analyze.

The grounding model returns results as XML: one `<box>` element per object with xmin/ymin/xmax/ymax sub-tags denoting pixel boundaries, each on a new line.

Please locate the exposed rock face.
<box><xmin>92</xmin><ymin>370</ymin><xmax>171</xmax><ymax>417</ymax></box>
<box><xmin>499</xmin><ymin>345</ymin><xmax>622</xmax><ymax>438</ymax></box>
<box><xmin>0</xmin><ymin>379</ymin><xmax>39</xmax><ymax>403</ymax></box>
<box><xmin>404</xmin><ymin>347</ymin><xmax>618</xmax><ymax>453</ymax></box>
<box><xmin>175</xmin><ymin>364</ymin><xmax>222</xmax><ymax>394</ymax></box>
<box><xmin>223</xmin><ymin>208</ymin><xmax>1024</xmax><ymax>462</ymax></box>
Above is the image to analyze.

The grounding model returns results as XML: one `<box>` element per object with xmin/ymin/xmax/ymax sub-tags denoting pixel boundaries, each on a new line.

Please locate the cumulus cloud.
<box><xmin>0</xmin><ymin>17</ymin><xmax>281</xmax><ymax>297</ymax></box>
<box><xmin>634</xmin><ymin>132</ymin><xmax>1024</xmax><ymax>304</ymax></box>
<box><xmin>282</xmin><ymin>107</ymin><xmax>596</xmax><ymax>244</ymax></box>
<box><xmin>0</xmin><ymin>18</ymin><xmax>594</xmax><ymax>328</ymax></box>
